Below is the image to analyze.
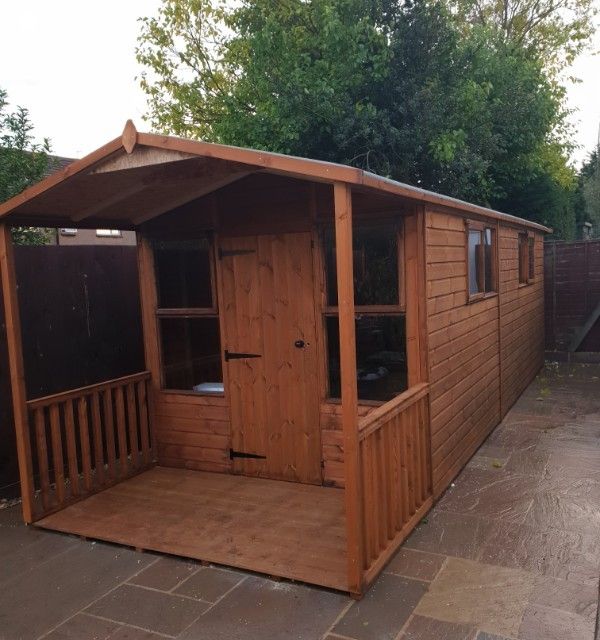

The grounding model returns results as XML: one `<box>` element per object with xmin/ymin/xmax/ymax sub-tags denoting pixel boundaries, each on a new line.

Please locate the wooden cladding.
<box><xmin>357</xmin><ymin>384</ymin><xmax>432</xmax><ymax>583</ymax></box>
<box><xmin>25</xmin><ymin>371</ymin><xmax>153</xmax><ymax>520</ymax></box>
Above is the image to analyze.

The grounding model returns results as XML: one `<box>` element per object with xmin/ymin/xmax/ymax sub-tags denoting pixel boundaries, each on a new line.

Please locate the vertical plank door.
<box><xmin>219</xmin><ymin>233</ymin><xmax>322</xmax><ymax>484</ymax></box>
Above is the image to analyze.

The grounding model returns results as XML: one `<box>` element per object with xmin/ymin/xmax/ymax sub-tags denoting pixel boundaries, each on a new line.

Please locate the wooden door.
<box><xmin>219</xmin><ymin>233</ymin><xmax>322</xmax><ymax>484</ymax></box>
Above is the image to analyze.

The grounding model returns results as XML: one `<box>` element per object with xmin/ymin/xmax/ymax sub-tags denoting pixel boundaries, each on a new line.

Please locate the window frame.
<box><xmin>152</xmin><ymin>235</ymin><xmax>223</xmax><ymax>396</ymax></box>
<box><xmin>319</xmin><ymin>217</ymin><xmax>407</xmax><ymax>403</ymax></box>
<box><xmin>321</xmin><ymin>218</ymin><xmax>405</xmax><ymax>316</ymax></box>
<box><xmin>518</xmin><ymin>231</ymin><xmax>536</xmax><ymax>286</ymax></box>
<box><xmin>465</xmin><ymin>219</ymin><xmax>498</xmax><ymax>303</ymax></box>
<box><xmin>527</xmin><ymin>234</ymin><xmax>536</xmax><ymax>283</ymax></box>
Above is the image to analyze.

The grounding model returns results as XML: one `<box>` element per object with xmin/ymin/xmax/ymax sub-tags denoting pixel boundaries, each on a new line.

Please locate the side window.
<box><xmin>466</xmin><ymin>221</ymin><xmax>497</xmax><ymax>301</ymax></box>
<box><xmin>518</xmin><ymin>232</ymin><xmax>529</xmax><ymax>284</ymax></box>
<box><xmin>528</xmin><ymin>235</ymin><xmax>535</xmax><ymax>281</ymax></box>
<box><xmin>152</xmin><ymin>237</ymin><xmax>223</xmax><ymax>394</ymax></box>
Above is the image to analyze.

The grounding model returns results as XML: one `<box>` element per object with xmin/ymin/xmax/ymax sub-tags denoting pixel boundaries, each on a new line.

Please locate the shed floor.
<box><xmin>35</xmin><ymin>466</ymin><xmax>349</xmax><ymax>592</ymax></box>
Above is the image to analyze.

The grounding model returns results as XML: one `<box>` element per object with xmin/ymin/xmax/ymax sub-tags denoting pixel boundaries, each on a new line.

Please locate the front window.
<box><xmin>322</xmin><ymin>221</ymin><xmax>406</xmax><ymax>402</ymax></box>
<box><xmin>153</xmin><ymin>237</ymin><xmax>223</xmax><ymax>394</ymax></box>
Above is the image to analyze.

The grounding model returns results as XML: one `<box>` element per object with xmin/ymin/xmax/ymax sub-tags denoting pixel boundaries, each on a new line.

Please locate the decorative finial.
<box><xmin>122</xmin><ymin>119</ymin><xmax>138</xmax><ymax>154</ymax></box>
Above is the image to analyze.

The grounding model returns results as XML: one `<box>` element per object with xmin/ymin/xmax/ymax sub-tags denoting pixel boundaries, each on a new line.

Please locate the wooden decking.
<box><xmin>35</xmin><ymin>466</ymin><xmax>349</xmax><ymax>592</ymax></box>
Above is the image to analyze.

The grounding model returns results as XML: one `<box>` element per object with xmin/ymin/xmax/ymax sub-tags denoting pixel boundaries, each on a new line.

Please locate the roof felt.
<box><xmin>0</xmin><ymin>121</ymin><xmax>551</xmax><ymax>234</ymax></box>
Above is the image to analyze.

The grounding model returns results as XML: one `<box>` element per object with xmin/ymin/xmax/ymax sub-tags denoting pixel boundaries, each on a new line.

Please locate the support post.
<box><xmin>0</xmin><ymin>224</ymin><xmax>35</xmax><ymax>522</ymax></box>
<box><xmin>333</xmin><ymin>182</ymin><xmax>364</xmax><ymax>594</ymax></box>
<box><xmin>136</xmin><ymin>233</ymin><xmax>161</xmax><ymax>459</ymax></box>
<box><xmin>404</xmin><ymin>209</ymin><xmax>428</xmax><ymax>386</ymax></box>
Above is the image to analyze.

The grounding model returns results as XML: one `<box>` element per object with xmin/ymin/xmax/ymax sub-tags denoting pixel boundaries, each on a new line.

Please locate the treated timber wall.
<box><xmin>424</xmin><ymin>207</ymin><xmax>544</xmax><ymax>497</ymax></box>
<box><xmin>499</xmin><ymin>228</ymin><xmax>545</xmax><ymax>414</ymax></box>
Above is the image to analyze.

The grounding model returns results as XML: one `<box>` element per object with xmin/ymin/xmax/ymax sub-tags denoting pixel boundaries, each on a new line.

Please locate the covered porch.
<box><xmin>0</xmin><ymin>122</ymin><xmax>432</xmax><ymax>596</ymax></box>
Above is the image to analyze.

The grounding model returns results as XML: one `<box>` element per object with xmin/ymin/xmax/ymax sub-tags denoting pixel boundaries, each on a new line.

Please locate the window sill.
<box><xmin>467</xmin><ymin>291</ymin><xmax>498</xmax><ymax>304</ymax></box>
<box><xmin>159</xmin><ymin>389</ymin><xmax>225</xmax><ymax>398</ymax></box>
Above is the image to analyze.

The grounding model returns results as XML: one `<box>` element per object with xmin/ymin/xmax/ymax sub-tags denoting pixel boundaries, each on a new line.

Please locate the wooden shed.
<box><xmin>0</xmin><ymin>122</ymin><xmax>548</xmax><ymax>596</ymax></box>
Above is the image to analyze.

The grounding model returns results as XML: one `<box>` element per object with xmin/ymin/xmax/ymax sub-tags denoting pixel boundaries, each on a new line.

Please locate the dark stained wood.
<box><xmin>0</xmin><ymin>224</ymin><xmax>35</xmax><ymax>521</ymax></box>
<box><xmin>103</xmin><ymin>388</ymin><xmax>117</xmax><ymax>480</ymax></box>
<box><xmin>78</xmin><ymin>397</ymin><xmax>93</xmax><ymax>493</ymax></box>
<box><xmin>33</xmin><ymin>408</ymin><xmax>51</xmax><ymax>510</ymax></box>
<box><xmin>36</xmin><ymin>466</ymin><xmax>348</xmax><ymax>593</ymax></box>
<box><xmin>63</xmin><ymin>400</ymin><xmax>80</xmax><ymax>497</ymax></box>
<box><xmin>48</xmin><ymin>403</ymin><xmax>65</xmax><ymax>504</ymax></box>
<box><xmin>114</xmin><ymin>386</ymin><xmax>129</xmax><ymax>477</ymax></box>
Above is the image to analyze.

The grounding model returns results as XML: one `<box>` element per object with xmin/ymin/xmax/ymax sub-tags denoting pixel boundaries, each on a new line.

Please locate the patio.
<box><xmin>1</xmin><ymin>362</ymin><xmax>598</xmax><ymax>640</ymax></box>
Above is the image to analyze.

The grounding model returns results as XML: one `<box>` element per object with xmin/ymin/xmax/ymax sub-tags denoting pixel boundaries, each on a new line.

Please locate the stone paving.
<box><xmin>0</xmin><ymin>363</ymin><xmax>599</xmax><ymax>640</ymax></box>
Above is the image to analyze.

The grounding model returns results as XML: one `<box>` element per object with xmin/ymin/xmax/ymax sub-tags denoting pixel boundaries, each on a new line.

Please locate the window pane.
<box><xmin>154</xmin><ymin>238</ymin><xmax>213</xmax><ymax>308</ymax></box>
<box><xmin>518</xmin><ymin>234</ymin><xmax>528</xmax><ymax>284</ymax></box>
<box><xmin>468</xmin><ymin>229</ymin><xmax>482</xmax><ymax>294</ymax></box>
<box><xmin>323</xmin><ymin>225</ymin><xmax>399</xmax><ymax>306</ymax></box>
<box><xmin>159</xmin><ymin>317</ymin><xmax>222</xmax><ymax>392</ymax></box>
<box><xmin>528</xmin><ymin>236</ymin><xmax>535</xmax><ymax>279</ymax></box>
<box><xmin>484</xmin><ymin>228</ymin><xmax>494</xmax><ymax>292</ymax></box>
<box><xmin>326</xmin><ymin>315</ymin><xmax>407</xmax><ymax>402</ymax></box>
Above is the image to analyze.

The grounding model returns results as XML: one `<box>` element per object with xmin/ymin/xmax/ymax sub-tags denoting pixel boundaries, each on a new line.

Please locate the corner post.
<box><xmin>333</xmin><ymin>182</ymin><xmax>364</xmax><ymax>594</ymax></box>
<box><xmin>136</xmin><ymin>231</ymin><xmax>160</xmax><ymax>460</ymax></box>
<box><xmin>0</xmin><ymin>224</ymin><xmax>35</xmax><ymax>522</ymax></box>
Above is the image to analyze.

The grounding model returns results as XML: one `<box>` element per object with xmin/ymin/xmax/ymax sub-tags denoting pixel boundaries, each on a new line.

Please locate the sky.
<box><xmin>1</xmin><ymin>1</ymin><xmax>599</xmax><ymax>165</ymax></box>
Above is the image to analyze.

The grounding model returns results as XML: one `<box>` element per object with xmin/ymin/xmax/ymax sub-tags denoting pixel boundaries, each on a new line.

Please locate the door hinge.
<box><xmin>229</xmin><ymin>448</ymin><xmax>267</xmax><ymax>460</ymax></box>
<box><xmin>218</xmin><ymin>247</ymin><xmax>256</xmax><ymax>259</ymax></box>
<box><xmin>224</xmin><ymin>350</ymin><xmax>262</xmax><ymax>361</ymax></box>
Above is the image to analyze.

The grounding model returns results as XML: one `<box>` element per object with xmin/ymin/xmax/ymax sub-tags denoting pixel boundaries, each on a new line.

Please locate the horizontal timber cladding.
<box><xmin>154</xmin><ymin>393</ymin><xmax>232</xmax><ymax>473</ymax></box>
<box><xmin>155</xmin><ymin>395</ymin><xmax>375</xmax><ymax>484</ymax></box>
<box><xmin>425</xmin><ymin>208</ymin><xmax>502</xmax><ymax>497</ymax></box>
<box><xmin>321</xmin><ymin>403</ymin><xmax>375</xmax><ymax>487</ymax></box>
<box><xmin>425</xmin><ymin>208</ymin><xmax>545</xmax><ymax>497</ymax></box>
<box><xmin>499</xmin><ymin>228</ymin><xmax>545</xmax><ymax>415</ymax></box>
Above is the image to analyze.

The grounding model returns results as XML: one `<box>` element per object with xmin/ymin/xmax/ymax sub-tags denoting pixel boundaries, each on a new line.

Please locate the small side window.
<box><xmin>528</xmin><ymin>235</ymin><xmax>535</xmax><ymax>281</ymax></box>
<box><xmin>518</xmin><ymin>232</ymin><xmax>536</xmax><ymax>285</ymax></box>
<box><xmin>466</xmin><ymin>221</ymin><xmax>496</xmax><ymax>301</ymax></box>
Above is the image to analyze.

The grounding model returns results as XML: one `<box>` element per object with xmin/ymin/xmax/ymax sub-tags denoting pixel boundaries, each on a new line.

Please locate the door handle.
<box><xmin>294</xmin><ymin>340</ymin><xmax>305</xmax><ymax>349</ymax></box>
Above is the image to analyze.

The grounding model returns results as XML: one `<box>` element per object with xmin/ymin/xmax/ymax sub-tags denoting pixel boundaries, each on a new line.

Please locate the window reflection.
<box><xmin>326</xmin><ymin>315</ymin><xmax>407</xmax><ymax>401</ymax></box>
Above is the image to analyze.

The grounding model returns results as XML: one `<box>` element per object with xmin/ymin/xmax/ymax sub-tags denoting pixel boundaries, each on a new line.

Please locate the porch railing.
<box><xmin>357</xmin><ymin>382</ymin><xmax>432</xmax><ymax>581</ymax></box>
<box><xmin>26</xmin><ymin>371</ymin><xmax>153</xmax><ymax>520</ymax></box>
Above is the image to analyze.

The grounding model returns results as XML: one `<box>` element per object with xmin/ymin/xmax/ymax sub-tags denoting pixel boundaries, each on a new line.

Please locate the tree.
<box><xmin>0</xmin><ymin>88</ymin><xmax>54</xmax><ymax>245</ymax></box>
<box><xmin>577</xmin><ymin>145</ymin><xmax>600</xmax><ymax>236</ymax></box>
<box><xmin>449</xmin><ymin>0</ymin><xmax>597</xmax><ymax>74</ymax></box>
<box><xmin>137</xmin><ymin>0</ymin><xmax>582</xmax><ymax>236</ymax></box>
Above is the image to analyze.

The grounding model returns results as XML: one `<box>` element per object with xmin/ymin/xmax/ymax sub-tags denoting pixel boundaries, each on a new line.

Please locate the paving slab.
<box><xmin>332</xmin><ymin>574</ymin><xmax>427</xmax><ymax>640</ymax></box>
<box><xmin>179</xmin><ymin>576</ymin><xmax>348</xmax><ymax>640</ymax></box>
<box><xmin>400</xmin><ymin>614</ymin><xmax>476</xmax><ymax>639</ymax></box>
<box><xmin>414</xmin><ymin>557</ymin><xmax>536</xmax><ymax>638</ymax></box>
<box><xmin>0</xmin><ymin>362</ymin><xmax>598</xmax><ymax>640</ymax></box>
<box><xmin>174</xmin><ymin>567</ymin><xmax>245</xmax><ymax>603</ymax></box>
<box><xmin>86</xmin><ymin>583</ymin><xmax>209</xmax><ymax>636</ymax></box>
<box><xmin>384</xmin><ymin>548</ymin><xmax>446</xmax><ymax>582</ymax></box>
<box><xmin>128</xmin><ymin>557</ymin><xmax>200</xmax><ymax>592</ymax></box>
<box><xmin>0</xmin><ymin>541</ymin><xmax>153</xmax><ymax>640</ymax></box>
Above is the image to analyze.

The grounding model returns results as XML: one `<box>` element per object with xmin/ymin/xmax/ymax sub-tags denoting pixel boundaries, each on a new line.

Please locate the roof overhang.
<box><xmin>0</xmin><ymin>121</ymin><xmax>552</xmax><ymax>233</ymax></box>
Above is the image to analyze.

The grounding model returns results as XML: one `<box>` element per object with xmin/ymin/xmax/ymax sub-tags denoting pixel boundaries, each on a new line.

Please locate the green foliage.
<box><xmin>449</xmin><ymin>0</ymin><xmax>597</xmax><ymax>74</ymax></box>
<box><xmin>577</xmin><ymin>145</ymin><xmax>600</xmax><ymax>236</ymax></box>
<box><xmin>137</xmin><ymin>0</ymin><xmax>590</xmax><ymax>238</ymax></box>
<box><xmin>0</xmin><ymin>88</ymin><xmax>53</xmax><ymax>245</ymax></box>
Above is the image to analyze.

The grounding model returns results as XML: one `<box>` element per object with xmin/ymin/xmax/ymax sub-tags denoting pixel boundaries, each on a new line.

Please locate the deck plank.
<box><xmin>35</xmin><ymin>466</ymin><xmax>348</xmax><ymax>592</ymax></box>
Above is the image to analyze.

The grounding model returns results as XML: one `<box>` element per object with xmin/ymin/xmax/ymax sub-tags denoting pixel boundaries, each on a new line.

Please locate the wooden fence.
<box><xmin>0</xmin><ymin>246</ymin><xmax>144</xmax><ymax>497</ymax></box>
<box><xmin>26</xmin><ymin>371</ymin><xmax>152</xmax><ymax>520</ymax></box>
<box><xmin>544</xmin><ymin>240</ymin><xmax>600</xmax><ymax>352</ymax></box>
<box><xmin>357</xmin><ymin>382</ymin><xmax>432</xmax><ymax>585</ymax></box>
